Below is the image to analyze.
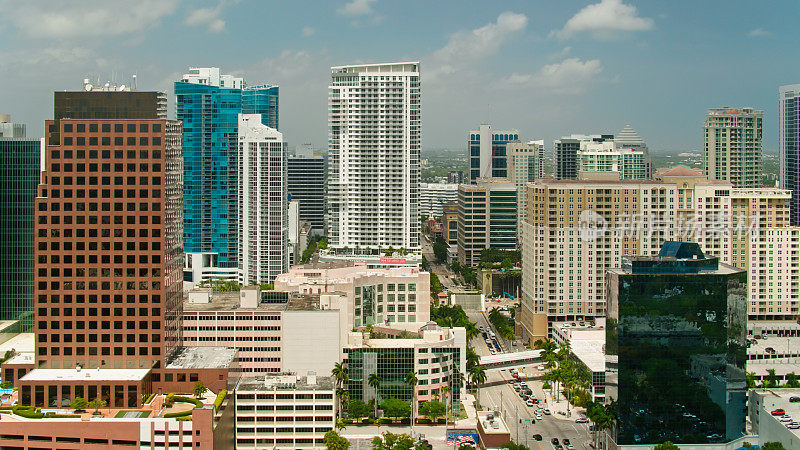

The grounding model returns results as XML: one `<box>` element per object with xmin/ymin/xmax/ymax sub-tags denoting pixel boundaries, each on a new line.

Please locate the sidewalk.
<box><xmin>531</xmin><ymin>378</ymin><xmax>585</xmax><ymax>421</ymax></box>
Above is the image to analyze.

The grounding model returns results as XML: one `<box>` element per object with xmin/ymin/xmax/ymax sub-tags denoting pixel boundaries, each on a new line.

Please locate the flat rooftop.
<box><xmin>183</xmin><ymin>292</ymin><xmax>329</xmax><ymax>312</ymax></box>
<box><xmin>165</xmin><ymin>346</ymin><xmax>237</xmax><ymax>370</ymax></box>
<box><xmin>21</xmin><ymin>368</ymin><xmax>150</xmax><ymax>382</ymax></box>
<box><xmin>753</xmin><ymin>389</ymin><xmax>800</xmax><ymax>439</ymax></box>
<box><xmin>237</xmin><ymin>375</ymin><xmax>335</xmax><ymax>391</ymax></box>
<box><xmin>570</xmin><ymin>339</ymin><xmax>606</xmax><ymax>373</ymax></box>
<box><xmin>0</xmin><ymin>332</ymin><xmax>35</xmax><ymax>355</ymax></box>
<box><xmin>477</xmin><ymin>411</ymin><xmax>509</xmax><ymax>434</ymax></box>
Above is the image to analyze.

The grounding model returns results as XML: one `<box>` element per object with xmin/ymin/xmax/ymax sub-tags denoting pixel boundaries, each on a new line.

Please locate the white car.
<box><xmin>576</xmin><ymin>417</ymin><xmax>589</xmax><ymax>423</ymax></box>
<box><xmin>537</xmin><ymin>365</ymin><xmax>545</xmax><ymax>371</ymax></box>
<box><xmin>780</xmin><ymin>416</ymin><xmax>793</xmax><ymax>422</ymax></box>
<box><xmin>526</xmin><ymin>400</ymin><xmax>534</xmax><ymax>407</ymax></box>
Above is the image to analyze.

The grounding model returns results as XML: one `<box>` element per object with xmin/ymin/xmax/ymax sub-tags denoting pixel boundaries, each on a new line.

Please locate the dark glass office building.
<box><xmin>287</xmin><ymin>152</ymin><xmax>325</xmax><ymax>235</ymax></box>
<box><xmin>0</xmin><ymin>119</ymin><xmax>40</xmax><ymax>329</ymax></box>
<box><xmin>605</xmin><ymin>242</ymin><xmax>747</xmax><ymax>446</ymax></box>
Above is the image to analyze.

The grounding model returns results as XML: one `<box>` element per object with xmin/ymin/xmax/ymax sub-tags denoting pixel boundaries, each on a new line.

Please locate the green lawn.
<box><xmin>114</xmin><ymin>410</ymin><xmax>151</xmax><ymax>418</ymax></box>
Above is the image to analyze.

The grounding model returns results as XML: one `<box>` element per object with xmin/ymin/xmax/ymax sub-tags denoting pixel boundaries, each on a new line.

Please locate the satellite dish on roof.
<box><xmin>84</xmin><ymin>83</ymin><xmax>93</xmax><ymax>91</ymax></box>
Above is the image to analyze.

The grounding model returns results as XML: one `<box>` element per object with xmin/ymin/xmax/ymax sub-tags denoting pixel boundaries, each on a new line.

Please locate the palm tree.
<box><xmin>332</xmin><ymin>363</ymin><xmax>349</xmax><ymax>422</ymax></box>
<box><xmin>469</xmin><ymin>366</ymin><xmax>487</xmax><ymax>408</ymax></box>
<box><xmin>441</xmin><ymin>384</ymin><xmax>451</xmax><ymax>428</ymax></box>
<box><xmin>464</xmin><ymin>322</ymin><xmax>479</xmax><ymax>341</ymax></box>
<box><xmin>405</xmin><ymin>371</ymin><xmax>418</xmax><ymax>433</ymax></box>
<box><xmin>787</xmin><ymin>372</ymin><xmax>800</xmax><ymax>388</ymax></box>
<box><xmin>368</xmin><ymin>372</ymin><xmax>382</xmax><ymax>418</ymax></box>
<box><xmin>767</xmin><ymin>368</ymin><xmax>778</xmax><ymax>388</ymax></box>
<box><xmin>466</xmin><ymin>346</ymin><xmax>480</xmax><ymax>370</ymax></box>
<box><xmin>539</xmin><ymin>339</ymin><xmax>558</xmax><ymax>360</ymax></box>
<box><xmin>746</xmin><ymin>372</ymin><xmax>757</xmax><ymax>389</ymax></box>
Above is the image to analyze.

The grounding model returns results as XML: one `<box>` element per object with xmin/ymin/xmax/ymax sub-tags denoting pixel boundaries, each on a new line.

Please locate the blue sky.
<box><xmin>0</xmin><ymin>0</ymin><xmax>796</xmax><ymax>153</ymax></box>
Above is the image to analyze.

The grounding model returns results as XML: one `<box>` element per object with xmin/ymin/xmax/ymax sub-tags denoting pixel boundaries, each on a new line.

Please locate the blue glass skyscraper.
<box><xmin>468</xmin><ymin>123</ymin><xmax>519</xmax><ymax>182</ymax></box>
<box><xmin>176</xmin><ymin>68</ymin><xmax>278</xmax><ymax>267</ymax></box>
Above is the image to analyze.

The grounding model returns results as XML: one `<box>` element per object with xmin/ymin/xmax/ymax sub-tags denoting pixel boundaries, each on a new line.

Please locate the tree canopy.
<box><xmin>381</xmin><ymin>397</ymin><xmax>410</xmax><ymax>418</ymax></box>
<box><xmin>419</xmin><ymin>400</ymin><xmax>446</xmax><ymax>422</ymax></box>
<box><xmin>324</xmin><ymin>430</ymin><xmax>350</xmax><ymax>450</ymax></box>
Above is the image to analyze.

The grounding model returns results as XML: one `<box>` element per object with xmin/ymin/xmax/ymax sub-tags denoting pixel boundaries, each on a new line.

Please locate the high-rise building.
<box><xmin>468</xmin><ymin>124</ymin><xmax>519</xmax><ymax>182</ymax></box>
<box><xmin>576</xmin><ymin>136</ymin><xmax>651</xmax><ymax>180</ymax></box>
<box><xmin>448</xmin><ymin>171</ymin><xmax>464</xmax><ymax>184</ymax></box>
<box><xmin>518</xmin><ymin>167</ymin><xmax>799</xmax><ymax>341</ymax></box>
<box><xmin>327</xmin><ymin>62</ymin><xmax>421</xmax><ymax>251</ymax></box>
<box><xmin>554</xmin><ymin>134</ymin><xmax>609</xmax><ymax>180</ymax></box>
<box><xmin>703</xmin><ymin>107</ymin><xmax>763</xmax><ymax>188</ymax></box>
<box><xmin>0</xmin><ymin>116</ymin><xmax>40</xmax><ymax>329</ymax></box>
<box><xmin>237</xmin><ymin>114</ymin><xmax>288</xmax><ymax>284</ymax></box>
<box><xmin>443</xmin><ymin>202</ymin><xmax>459</xmax><ymax>245</ymax></box>
<box><xmin>606</xmin><ymin>242</ymin><xmax>747</xmax><ymax>446</ymax></box>
<box><xmin>457</xmin><ymin>178</ymin><xmax>517</xmax><ymax>267</ymax></box>
<box><xmin>419</xmin><ymin>183</ymin><xmax>458</xmax><ymax>218</ymax></box>
<box><xmin>507</xmin><ymin>140</ymin><xmax>545</xmax><ymax>229</ymax></box>
<box><xmin>287</xmin><ymin>144</ymin><xmax>325</xmax><ymax>235</ymax></box>
<box><xmin>779</xmin><ymin>84</ymin><xmax>800</xmax><ymax>226</ymax></box>
<box><xmin>176</xmin><ymin>67</ymin><xmax>278</xmax><ymax>267</ymax></box>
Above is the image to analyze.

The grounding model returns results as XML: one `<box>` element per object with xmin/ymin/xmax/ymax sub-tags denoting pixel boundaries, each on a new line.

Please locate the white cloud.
<box><xmin>433</xmin><ymin>11</ymin><xmax>528</xmax><ymax>63</ymax></box>
<box><xmin>554</xmin><ymin>0</ymin><xmax>654</xmax><ymax>40</ymax></box>
<box><xmin>747</xmin><ymin>28</ymin><xmax>772</xmax><ymax>38</ymax></box>
<box><xmin>0</xmin><ymin>0</ymin><xmax>179</xmax><ymax>39</ymax></box>
<box><xmin>338</xmin><ymin>0</ymin><xmax>377</xmax><ymax>17</ymax></box>
<box><xmin>502</xmin><ymin>58</ymin><xmax>603</xmax><ymax>94</ymax></box>
<box><xmin>302</xmin><ymin>26</ymin><xmax>316</xmax><ymax>37</ymax></box>
<box><xmin>185</xmin><ymin>2</ymin><xmax>231</xmax><ymax>33</ymax></box>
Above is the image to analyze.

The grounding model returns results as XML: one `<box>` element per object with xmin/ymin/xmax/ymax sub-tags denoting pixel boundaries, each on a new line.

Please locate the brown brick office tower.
<box><xmin>14</xmin><ymin>88</ymin><xmax>235</xmax><ymax>408</ymax></box>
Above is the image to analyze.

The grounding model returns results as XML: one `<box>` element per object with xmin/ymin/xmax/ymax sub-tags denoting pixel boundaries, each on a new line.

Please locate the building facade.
<box><xmin>273</xmin><ymin>261</ymin><xmax>431</xmax><ymax>328</ymax></box>
<box><xmin>343</xmin><ymin>323</ymin><xmax>466</xmax><ymax>416</ymax></box>
<box><xmin>555</xmin><ymin>135</ymin><xmax>601</xmax><ymax>180</ymax></box>
<box><xmin>457</xmin><ymin>178</ymin><xmax>517</xmax><ymax>267</ymax></box>
<box><xmin>468</xmin><ymin>124</ymin><xmax>519</xmax><ymax>182</ymax></box>
<box><xmin>237</xmin><ymin>114</ymin><xmax>288</xmax><ymax>284</ymax></box>
<box><xmin>779</xmin><ymin>84</ymin><xmax>800</xmax><ymax>226</ymax></box>
<box><xmin>442</xmin><ymin>202</ymin><xmax>458</xmax><ymax>245</ymax></box>
<box><xmin>518</xmin><ymin>167</ymin><xmax>800</xmax><ymax>341</ymax></box>
<box><xmin>506</xmin><ymin>140</ymin><xmax>545</xmax><ymax>229</ymax></box>
<box><xmin>327</xmin><ymin>62</ymin><xmax>421</xmax><ymax>251</ymax></box>
<box><xmin>703</xmin><ymin>107</ymin><xmax>763</xmax><ymax>188</ymax></box>
<box><xmin>234</xmin><ymin>375</ymin><xmax>336</xmax><ymax>449</ymax></box>
<box><xmin>448</xmin><ymin>171</ymin><xmax>464</xmax><ymax>184</ymax></box>
<box><xmin>176</xmin><ymin>67</ymin><xmax>278</xmax><ymax>267</ymax></box>
<box><xmin>419</xmin><ymin>183</ymin><xmax>458</xmax><ymax>218</ymax></box>
<box><xmin>287</xmin><ymin>145</ymin><xmax>325</xmax><ymax>235</ymax></box>
<box><xmin>0</xmin><ymin>116</ymin><xmax>40</xmax><ymax>329</ymax></box>
<box><xmin>576</xmin><ymin>133</ymin><xmax>652</xmax><ymax>180</ymax></box>
<box><xmin>605</xmin><ymin>242</ymin><xmax>747</xmax><ymax>446</ymax></box>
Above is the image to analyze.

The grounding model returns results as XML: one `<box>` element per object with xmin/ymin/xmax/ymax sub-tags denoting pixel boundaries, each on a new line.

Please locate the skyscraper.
<box><xmin>606</xmin><ymin>242</ymin><xmax>747</xmax><ymax>446</ymax></box>
<box><xmin>703</xmin><ymin>107</ymin><xmax>763</xmax><ymax>188</ymax></box>
<box><xmin>468</xmin><ymin>124</ymin><xmax>519</xmax><ymax>182</ymax></box>
<box><xmin>237</xmin><ymin>114</ymin><xmax>288</xmax><ymax>284</ymax></box>
<box><xmin>176</xmin><ymin>67</ymin><xmax>278</xmax><ymax>267</ymax></box>
<box><xmin>576</xmin><ymin>136</ymin><xmax>651</xmax><ymax>180</ymax></box>
<box><xmin>554</xmin><ymin>134</ymin><xmax>608</xmax><ymax>180</ymax></box>
<box><xmin>35</xmin><ymin>87</ymin><xmax>184</xmax><ymax>370</ymax></box>
<box><xmin>0</xmin><ymin>116</ymin><xmax>40</xmax><ymax>329</ymax></box>
<box><xmin>327</xmin><ymin>62</ymin><xmax>421</xmax><ymax>251</ymax></box>
<box><xmin>506</xmin><ymin>140</ymin><xmax>545</xmax><ymax>229</ymax></box>
<box><xmin>779</xmin><ymin>84</ymin><xmax>800</xmax><ymax>225</ymax></box>
<box><xmin>287</xmin><ymin>144</ymin><xmax>325</xmax><ymax>235</ymax></box>
<box><xmin>457</xmin><ymin>178</ymin><xmax>517</xmax><ymax>267</ymax></box>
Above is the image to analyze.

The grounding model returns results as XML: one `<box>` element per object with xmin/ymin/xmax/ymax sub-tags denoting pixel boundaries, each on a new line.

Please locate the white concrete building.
<box><xmin>274</xmin><ymin>261</ymin><xmax>430</xmax><ymax>327</ymax></box>
<box><xmin>419</xmin><ymin>182</ymin><xmax>458</xmax><ymax>217</ymax></box>
<box><xmin>288</xmin><ymin>200</ymin><xmax>300</xmax><ymax>265</ymax></box>
<box><xmin>179</xmin><ymin>67</ymin><xmax>243</xmax><ymax>89</ymax></box>
<box><xmin>327</xmin><ymin>62</ymin><xmax>421</xmax><ymax>252</ymax></box>
<box><xmin>507</xmin><ymin>140</ymin><xmax>545</xmax><ymax>229</ymax></box>
<box><xmin>238</xmin><ymin>114</ymin><xmax>288</xmax><ymax>284</ymax></box>
<box><xmin>576</xmin><ymin>129</ymin><xmax>652</xmax><ymax>180</ymax></box>
<box><xmin>234</xmin><ymin>374</ymin><xmax>336</xmax><ymax>449</ymax></box>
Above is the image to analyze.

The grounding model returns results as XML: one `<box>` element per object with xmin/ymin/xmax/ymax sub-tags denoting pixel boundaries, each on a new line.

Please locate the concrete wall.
<box><xmin>282</xmin><ymin>310</ymin><xmax>341</xmax><ymax>375</ymax></box>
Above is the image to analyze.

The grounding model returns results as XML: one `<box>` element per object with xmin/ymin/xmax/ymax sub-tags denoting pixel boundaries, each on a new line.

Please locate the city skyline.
<box><xmin>0</xmin><ymin>0</ymin><xmax>796</xmax><ymax>154</ymax></box>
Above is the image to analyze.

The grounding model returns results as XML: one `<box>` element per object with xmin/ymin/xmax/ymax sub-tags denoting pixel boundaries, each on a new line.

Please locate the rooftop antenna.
<box><xmin>132</xmin><ymin>74</ymin><xmax>137</xmax><ymax>91</ymax></box>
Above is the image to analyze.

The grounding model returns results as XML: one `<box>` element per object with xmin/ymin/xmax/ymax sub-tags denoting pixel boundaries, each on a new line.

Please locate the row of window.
<box><xmin>60</xmin><ymin>123</ymin><xmax>162</xmax><ymax>134</ymax></box>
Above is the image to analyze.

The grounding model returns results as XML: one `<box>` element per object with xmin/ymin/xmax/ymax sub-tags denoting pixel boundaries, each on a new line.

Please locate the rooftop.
<box><xmin>477</xmin><ymin>411</ymin><xmax>510</xmax><ymax>434</ymax></box>
<box><xmin>570</xmin><ymin>340</ymin><xmax>606</xmax><ymax>373</ymax></box>
<box><xmin>21</xmin><ymin>368</ymin><xmax>150</xmax><ymax>382</ymax></box>
<box><xmin>165</xmin><ymin>346</ymin><xmax>237</xmax><ymax>370</ymax></box>
<box><xmin>237</xmin><ymin>375</ymin><xmax>335</xmax><ymax>391</ymax></box>
<box><xmin>0</xmin><ymin>332</ymin><xmax>35</xmax><ymax>355</ymax></box>
<box><xmin>183</xmin><ymin>291</ymin><xmax>329</xmax><ymax>312</ymax></box>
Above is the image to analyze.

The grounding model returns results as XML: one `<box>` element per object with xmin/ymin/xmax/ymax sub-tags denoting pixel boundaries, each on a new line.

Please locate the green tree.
<box><xmin>332</xmin><ymin>362</ymin><xmax>349</xmax><ymax>423</ymax></box>
<box><xmin>762</xmin><ymin>443</ymin><xmax>786</xmax><ymax>450</ymax></box>
<box><xmin>653</xmin><ymin>442</ymin><xmax>680</xmax><ymax>450</ymax></box>
<box><xmin>324</xmin><ymin>430</ymin><xmax>351</xmax><ymax>450</ymax></box>
<box><xmin>500</xmin><ymin>441</ymin><xmax>530</xmax><ymax>450</ymax></box>
<box><xmin>69</xmin><ymin>396</ymin><xmax>87</xmax><ymax>412</ymax></box>
<box><xmin>348</xmin><ymin>400</ymin><xmax>370</xmax><ymax>419</ymax></box>
<box><xmin>433</xmin><ymin>236</ymin><xmax>449</xmax><ymax>262</ymax></box>
<box><xmin>767</xmin><ymin>368</ymin><xmax>778</xmax><ymax>388</ymax></box>
<box><xmin>193</xmin><ymin>381</ymin><xmax>206</xmax><ymax>399</ymax></box>
<box><xmin>786</xmin><ymin>372</ymin><xmax>800</xmax><ymax>388</ymax></box>
<box><xmin>372</xmin><ymin>431</ymin><xmax>415</xmax><ymax>450</ymax></box>
<box><xmin>465</xmin><ymin>346</ymin><xmax>480</xmax><ymax>371</ymax></box>
<box><xmin>419</xmin><ymin>400</ymin><xmax>446</xmax><ymax>423</ymax></box>
<box><xmin>380</xmin><ymin>397</ymin><xmax>411</xmax><ymax>419</ymax></box>
<box><xmin>405</xmin><ymin>370</ymin><xmax>418</xmax><ymax>429</ymax></box>
<box><xmin>88</xmin><ymin>397</ymin><xmax>107</xmax><ymax>415</ymax></box>
<box><xmin>469</xmin><ymin>365</ymin><xmax>487</xmax><ymax>407</ymax></box>
<box><xmin>368</xmin><ymin>372</ymin><xmax>382</xmax><ymax>417</ymax></box>
<box><xmin>746</xmin><ymin>372</ymin><xmax>757</xmax><ymax>389</ymax></box>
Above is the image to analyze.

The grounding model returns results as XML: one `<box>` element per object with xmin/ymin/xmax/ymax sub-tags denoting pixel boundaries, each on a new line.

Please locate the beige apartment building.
<box><xmin>519</xmin><ymin>166</ymin><xmax>800</xmax><ymax>341</ymax></box>
<box><xmin>703</xmin><ymin>106</ymin><xmax>764</xmax><ymax>188</ymax></box>
<box><xmin>507</xmin><ymin>140</ymin><xmax>546</xmax><ymax>231</ymax></box>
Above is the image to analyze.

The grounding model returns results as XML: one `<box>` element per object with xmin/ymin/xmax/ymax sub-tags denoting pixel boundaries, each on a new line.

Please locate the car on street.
<box><xmin>772</xmin><ymin>409</ymin><xmax>786</xmax><ymax>415</ymax></box>
<box><xmin>537</xmin><ymin>365</ymin><xmax>545</xmax><ymax>371</ymax></box>
<box><xmin>519</xmin><ymin>382</ymin><xmax>527</xmax><ymax>388</ymax></box>
<box><xmin>791</xmin><ymin>396</ymin><xmax>800</xmax><ymax>403</ymax></box>
<box><xmin>513</xmin><ymin>384</ymin><xmax>521</xmax><ymax>391</ymax></box>
<box><xmin>780</xmin><ymin>416</ymin><xmax>793</xmax><ymax>422</ymax></box>
<box><xmin>576</xmin><ymin>417</ymin><xmax>589</xmax><ymax>423</ymax></box>
<box><xmin>490</xmin><ymin>350</ymin><xmax>496</xmax><ymax>355</ymax></box>
<box><xmin>563</xmin><ymin>439</ymin><xmax>570</xmax><ymax>446</ymax></box>
<box><xmin>544</xmin><ymin>409</ymin><xmax>551</xmax><ymax>415</ymax></box>
<box><xmin>526</xmin><ymin>399</ymin><xmax>534</xmax><ymax>407</ymax></box>
<box><xmin>551</xmin><ymin>438</ymin><xmax>559</xmax><ymax>445</ymax></box>
<box><xmin>532</xmin><ymin>434</ymin><xmax>542</xmax><ymax>441</ymax></box>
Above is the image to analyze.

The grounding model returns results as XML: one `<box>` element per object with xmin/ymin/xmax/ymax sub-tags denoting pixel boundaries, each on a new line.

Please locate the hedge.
<box><xmin>176</xmin><ymin>416</ymin><xmax>192</xmax><ymax>421</ymax></box>
<box><xmin>13</xmin><ymin>407</ymin><xmax>43</xmax><ymax>419</ymax></box>
<box><xmin>163</xmin><ymin>410</ymin><xmax>193</xmax><ymax>418</ymax></box>
<box><xmin>213</xmin><ymin>389</ymin><xmax>227</xmax><ymax>411</ymax></box>
<box><xmin>143</xmin><ymin>393</ymin><xmax>156</xmax><ymax>404</ymax></box>
<box><xmin>168</xmin><ymin>395</ymin><xmax>202</xmax><ymax>408</ymax></box>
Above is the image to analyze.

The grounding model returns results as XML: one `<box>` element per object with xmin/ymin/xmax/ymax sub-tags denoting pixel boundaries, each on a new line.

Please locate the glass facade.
<box><xmin>0</xmin><ymin>137</ymin><xmax>39</xmax><ymax>329</ymax></box>
<box><xmin>468</xmin><ymin>131</ymin><xmax>518</xmax><ymax>181</ymax></box>
<box><xmin>344</xmin><ymin>348</ymin><xmax>414</xmax><ymax>405</ymax></box>
<box><xmin>606</xmin><ymin>248</ymin><xmax>747</xmax><ymax>446</ymax></box>
<box><xmin>175</xmin><ymin>82</ymin><xmax>278</xmax><ymax>266</ymax></box>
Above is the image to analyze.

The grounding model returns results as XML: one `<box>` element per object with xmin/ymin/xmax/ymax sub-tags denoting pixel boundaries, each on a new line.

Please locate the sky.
<box><xmin>0</xmin><ymin>0</ymin><xmax>796</xmax><ymax>154</ymax></box>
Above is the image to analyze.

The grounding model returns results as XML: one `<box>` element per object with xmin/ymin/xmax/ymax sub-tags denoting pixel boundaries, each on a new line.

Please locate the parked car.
<box><xmin>537</xmin><ymin>365</ymin><xmax>545</xmax><ymax>371</ymax></box>
<box><xmin>755</xmin><ymin>335</ymin><xmax>762</xmax><ymax>339</ymax></box>
<box><xmin>780</xmin><ymin>416</ymin><xmax>793</xmax><ymax>422</ymax></box>
<box><xmin>772</xmin><ymin>409</ymin><xmax>786</xmax><ymax>416</ymax></box>
<box><xmin>766</xmin><ymin>347</ymin><xmax>776</xmax><ymax>354</ymax></box>
<box><xmin>532</xmin><ymin>434</ymin><xmax>542</xmax><ymax>441</ymax></box>
<box><xmin>526</xmin><ymin>399</ymin><xmax>534</xmax><ymax>407</ymax></box>
<box><xmin>544</xmin><ymin>409</ymin><xmax>551</xmax><ymax>415</ymax></box>
<box><xmin>790</xmin><ymin>396</ymin><xmax>800</xmax><ymax>403</ymax></box>
<box><xmin>576</xmin><ymin>417</ymin><xmax>589</xmax><ymax>423</ymax></box>
<box><xmin>513</xmin><ymin>384</ymin><xmax>521</xmax><ymax>391</ymax></box>
<box><xmin>551</xmin><ymin>438</ymin><xmax>560</xmax><ymax>445</ymax></box>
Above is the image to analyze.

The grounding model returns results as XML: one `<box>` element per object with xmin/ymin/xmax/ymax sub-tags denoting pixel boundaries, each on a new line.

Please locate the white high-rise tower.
<box><xmin>327</xmin><ymin>62</ymin><xmax>421</xmax><ymax>251</ymax></box>
<box><xmin>237</xmin><ymin>114</ymin><xmax>288</xmax><ymax>283</ymax></box>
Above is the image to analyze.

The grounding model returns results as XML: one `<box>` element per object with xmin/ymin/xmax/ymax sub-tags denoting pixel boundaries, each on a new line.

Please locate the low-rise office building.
<box><xmin>234</xmin><ymin>374</ymin><xmax>336</xmax><ymax>449</ymax></box>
